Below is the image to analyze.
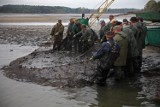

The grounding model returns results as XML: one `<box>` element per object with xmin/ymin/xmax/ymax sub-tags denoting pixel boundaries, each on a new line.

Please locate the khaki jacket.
<box><xmin>114</xmin><ymin>31</ymin><xmax>128</xmax><ymax>66</ymax></box>
<box><xmin>50</xmin><ymin>23</ymin><xmax>64</xmax><ymax>42</ymax></box>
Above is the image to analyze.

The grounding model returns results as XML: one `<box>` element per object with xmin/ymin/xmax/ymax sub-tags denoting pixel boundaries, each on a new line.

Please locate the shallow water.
<box><xmin>0</xmin><ymin>44</ymin><xmax>89</xmax><ymax>107</ymax></box>
<box><xmin>0</xmin><ymin>13</ymin><xmax>134</xmax><ymax>26</ymax></box>
<box><xmin>0</xmin><ymin>22</ymin><xmax>69</xmax><ymax>26</ymax></box>
<box><xmin>0</xmin><ymin>44</ymin><xmax>160</xmax><ymax>107</ymax></box>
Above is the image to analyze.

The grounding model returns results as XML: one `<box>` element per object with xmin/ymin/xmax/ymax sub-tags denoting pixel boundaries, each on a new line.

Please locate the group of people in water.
<box><xmin>50</xmin><ymin>15</ymin><xmax>147</xmax><ymax>86</ymax></box>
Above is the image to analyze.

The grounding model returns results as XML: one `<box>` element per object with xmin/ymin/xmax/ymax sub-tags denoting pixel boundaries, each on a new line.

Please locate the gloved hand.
<box><xmin>73</xmin><ymin>35</ymin><xmax>76</xmax><ymax>38</ymax></box>
<box><xmin>89</xmin><ymin>56</ymin><xmax>94</xmax><ymax>61</ymax></box>
<box><xmin>100</xmin><ymin>39</ymin><xmax>103</xmax><ymax>43</ymax></box>
<box><xmin>55</xmin><ymin>32</ymin><xmax>59</xmax><ymax>35</ymax></box>
<box><xmin>88</xmin><ymin>39</ymin><xmax>91</xmax><ymax>42</ymax></box>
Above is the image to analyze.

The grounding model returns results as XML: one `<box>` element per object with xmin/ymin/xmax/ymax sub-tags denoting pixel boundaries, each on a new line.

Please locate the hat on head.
<box><xmin>113</xmin><ymin>25</ymin><xmax>121</xmax><ymax>31</ymax></box>
<box><xmin>130</xmin><ymin>17</ymin><xmax>138</xmax><ymax>22</ymax></box>
<box><xmin>100</xmin><ymin>20</ymin><xmax>105</xmax><ymax>23</ymax></box>
<box><xmin>123</xmin><ymin>19</ymin><xmax>128</xmax><ymax>22</ymax></box>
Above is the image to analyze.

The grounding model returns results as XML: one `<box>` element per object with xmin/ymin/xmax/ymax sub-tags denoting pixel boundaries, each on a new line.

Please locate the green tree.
<box><xmin>156</xmin><ymin>1</ymin><xmax>160</xmax><ymax>11</ymax></box>
<box><xmin>144</xmin><ymin>0</ymin><xmax>157</xmax><ymax>11</ymax></box>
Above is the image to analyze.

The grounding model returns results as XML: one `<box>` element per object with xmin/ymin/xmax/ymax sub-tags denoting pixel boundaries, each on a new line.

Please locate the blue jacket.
<box><xmin>93</xmin><ymin>38</ymin><xmax>120</xmax><ymax>59</ymax></box>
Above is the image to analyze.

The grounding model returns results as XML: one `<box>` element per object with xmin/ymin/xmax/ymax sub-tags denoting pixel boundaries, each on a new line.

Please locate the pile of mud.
<box><xmin>3</xmin><ymin>44</ymin><xmax>160</xmax><ymax>88</ymax></box>
<box><xmin>3</xmin><ymin>44</ymin><xmax>99</xmax><ymax>88</ymax></box>
<box><xmin>1</xmin><ymin>25</ymin><xmax>160</xmax><ymax>88</ymax></box>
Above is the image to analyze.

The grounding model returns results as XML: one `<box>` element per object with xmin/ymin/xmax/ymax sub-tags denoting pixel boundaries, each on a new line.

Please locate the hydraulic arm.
<box><xmin>89</xmin><ymin>0</ymin><xmax>115</xmax><ymax>26</ymax></box>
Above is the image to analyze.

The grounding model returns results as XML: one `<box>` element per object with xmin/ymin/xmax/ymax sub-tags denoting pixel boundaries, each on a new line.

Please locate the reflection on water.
<box><xmin>63</xmin><ymin>77</ymin><xmax>160</xmax><ymax>107</ymax></box>
<box><xmin>0</xmin><ymin>13</ymin><xmax>136</xmax><ymax>26</ymax></box>
<box><xmin>0</xmin><ymin>42</ymin><xmax>160</xmax><ymax>106</ymax></box>
<box><xmin>96</xmin><ymin>84</ymin><xmax>141</xmax><ymax>107</ymax></box>
<box><xmin>0</xmin><ymin>44</ymin><xmax>38</xmax><ymax>67</ymax></box>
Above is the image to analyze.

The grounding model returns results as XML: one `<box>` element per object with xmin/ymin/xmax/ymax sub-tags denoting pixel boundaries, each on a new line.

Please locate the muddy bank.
<box><xmin>142</xmin><ymin>46</ymin><xmax>160</xmax><ymax>74</ymax></box>
<box><xmin>3</xmin><ymin>44</ymin><xmax>160</xmax><ymax>88</ymax></box>
<box><xmin>3</xmin><ymin>45</ymin><xmax>98</xmax><ymax>88</ymax></box>
<box><xmin>1</xmin><ymin>25</ymin><xmax>160</xmax><ymax>89</ymax></box>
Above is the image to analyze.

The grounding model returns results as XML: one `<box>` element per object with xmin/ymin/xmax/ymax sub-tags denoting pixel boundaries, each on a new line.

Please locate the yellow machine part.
<box><xmin>89</xmin><ymin>0</ymin><xmax>115</xmax><ymax>26</ymax></box>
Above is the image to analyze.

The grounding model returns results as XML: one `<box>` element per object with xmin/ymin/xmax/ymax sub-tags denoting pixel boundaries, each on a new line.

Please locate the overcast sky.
<box><xmin>0</xmin><ymin>0</ymin><xmax>154</xmax><ymax>9</ymax></box>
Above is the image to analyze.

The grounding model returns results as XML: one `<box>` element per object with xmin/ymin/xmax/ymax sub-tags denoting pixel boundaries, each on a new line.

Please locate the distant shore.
<box><xmin>0</xmin><ymin>13</ymin><xmax>135</xmax><ymax>23</ymax></box>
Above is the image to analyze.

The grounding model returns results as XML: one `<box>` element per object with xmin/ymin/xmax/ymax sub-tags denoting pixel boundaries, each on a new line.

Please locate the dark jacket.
<box><xmin>93</xmin><ymin>38</ymin><xmax>120</xmax><ymax>69</ymax></box>
<box><xmin>93</xmin><ymin>38</ymin><xmax>120</xmax><ymax>59</ymax></box>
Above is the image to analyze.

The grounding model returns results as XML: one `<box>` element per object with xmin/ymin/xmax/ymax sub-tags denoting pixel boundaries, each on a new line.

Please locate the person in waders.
<box><xmin>90</xmin><ymin>31</ymin><xmax>120</xmax><ymax>86</ymax></box>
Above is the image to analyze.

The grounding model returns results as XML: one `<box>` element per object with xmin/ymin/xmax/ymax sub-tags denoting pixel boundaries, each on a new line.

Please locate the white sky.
<box><xmin>0</xmin><ymin>0</ymin><xmax>154</xmax><ymax>9</ymax></box>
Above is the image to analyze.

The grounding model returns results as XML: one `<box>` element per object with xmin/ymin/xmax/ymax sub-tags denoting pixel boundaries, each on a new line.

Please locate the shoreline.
<box><xmin>0</xmin><ymin>24</ymin><xmax>159</xmax><ymax>88</ymax></box>
<box><xmin>2</xmin><ymin>42</ymin><xmax>160</xmax><ymax>87</ymax></box>
<box><xmin>0</xmin><ymin>24</ymin><xmax>160</xmax><ymax>106</ymax></box>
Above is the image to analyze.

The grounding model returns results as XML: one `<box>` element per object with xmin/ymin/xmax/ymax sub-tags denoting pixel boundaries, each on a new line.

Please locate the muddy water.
<box><xmin>0</xmin><ymin>44</ymin><xmax>160</xmax><ymax>107</ymax></box>
<box><xmin>0</xmin><ymin>44</ymin><xmax>89</xmax><ymax>107</ymax></box>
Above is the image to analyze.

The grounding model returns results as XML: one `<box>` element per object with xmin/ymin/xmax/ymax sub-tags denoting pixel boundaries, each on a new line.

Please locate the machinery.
<box><xmin>79</xmin><ymin>0</ymin><xmax>116</xmax><ymax>26</ymax></box>
<box><xmin>89</xmin><ymin>0</ymin><xmax>115</xmax><ymax>26</ymax></box>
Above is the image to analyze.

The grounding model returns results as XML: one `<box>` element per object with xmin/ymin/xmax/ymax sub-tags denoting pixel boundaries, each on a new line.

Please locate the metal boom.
<box><xmin>89</xmin><ymin>0</ymin><xmax>115</xmax><ymax>26</ymax></box>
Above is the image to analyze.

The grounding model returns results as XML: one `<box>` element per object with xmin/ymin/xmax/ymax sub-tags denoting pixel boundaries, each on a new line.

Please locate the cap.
<box><xmin>123</xmin><ymin>19</ymin><xmax>128</xmax><ymax>22</ymax></box>
<box><xmin>130</xmin><ymin>17</ymin><xmax>138</xmax><ymax>22</ymax></box>
<box><xmin>113</xmin><ymin>25</ymin><xmax>121</xmax><ymax>31</ymax></box>
<box><xmin>100</xmin><ymin>20</ymin><xmax>105</xmax><ymax>23</ymax></box>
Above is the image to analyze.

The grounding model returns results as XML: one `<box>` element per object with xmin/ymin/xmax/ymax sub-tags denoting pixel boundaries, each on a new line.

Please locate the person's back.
<box><xmin>64</xmin><ymin>19</ymin><xmax>75</xmax><ymax>51</ymax></box>
<box><xmin>130</xmin><ymin>17</ymin><xmax>144</xmax><ymax>73</ymax></box>
<box><xmin>122</xmin><ymin>23</ymin><xmax>139</xmax><ymax>76</ymax></box>
<box><xmin>73</xmin><ymin>22</ymin><xmax>82</xmax><ymax>53</ymax></box>
<box><xmin>138</xmin><ymin>17</ymin><xmax>147</xmax><ymax>49</ymax></box>
<box><xmin>112</xmin><ymin>26</ymin><xmax>128</xmax><ymax>80</ymax></box>
<box><xmin>114</xmin><ymin>31</ymin><xmax>128</xmax><ymax>66</ymax></box>
<box><xmin>122</xmin><ymin>25</ymin><xmax>138</xmax><ymax>58</ymax></box>
<box><xmin>82</xmin><ymin>27</ymin><xmax>94</xmax><ymax>52</ymax></box>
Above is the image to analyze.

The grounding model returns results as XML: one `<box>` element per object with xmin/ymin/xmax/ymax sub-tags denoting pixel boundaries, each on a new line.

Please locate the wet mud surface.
<box><xmin>0</xmin><ymin>25</ymin><xmax>51</xmax><ymax>46</ymax></box>
<box><xmin>3</xmin><ymin>46</ymin><xmax>98</xmax><ymax>88</ymax></box>
<box><xmin>1</xmin><ymin>25</ymin><xmax>160</xmax><ymax>106</ymax></box>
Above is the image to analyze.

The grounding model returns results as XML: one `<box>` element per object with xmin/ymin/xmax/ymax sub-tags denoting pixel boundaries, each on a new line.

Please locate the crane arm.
<box><xmin>89</xmin><ymin>0</ymin><xmax>116</xmax><ymax>26</ymax></box>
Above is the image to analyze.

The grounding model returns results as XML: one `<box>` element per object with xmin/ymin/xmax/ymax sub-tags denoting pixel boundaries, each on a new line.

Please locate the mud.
<box><xmin>1</xmin><ymin>25</ymin><xmax>160</xmax><ymax>106</ymax></box>
<box><xmin>0</xmin><ymin>25</ymin><xmax>51</xmax><ymax>46</ymax></box>
<box><xmin>3</xmin><ymin>44</ymin><xmax>99</xmax><ymax>88</ymax></box>
<box><xmin>2</xmin><ymin>33</ymin><xmax>160</xmax><ymax>88</ymax></box>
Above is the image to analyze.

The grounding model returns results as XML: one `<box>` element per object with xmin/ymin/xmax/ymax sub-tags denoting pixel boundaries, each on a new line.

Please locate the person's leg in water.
<box><xmin>95</xmin><ymin>65</ymin><xmax>110</xmax><ymax>86</ymax></box>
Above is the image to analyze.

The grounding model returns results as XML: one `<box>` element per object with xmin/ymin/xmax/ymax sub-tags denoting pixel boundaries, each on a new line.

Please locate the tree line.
<box><xmin>0</xmin><ymin>5</ymin><xmax>138</xmax><ymax>14</ymax></box>
<box><xmin>144</xmin><ymin>0</ymin><xmax>160</xmax><ymax>12</ymax></box>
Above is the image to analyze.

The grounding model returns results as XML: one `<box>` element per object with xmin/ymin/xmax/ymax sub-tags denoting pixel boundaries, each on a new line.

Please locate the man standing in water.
<box><xmin>113</xmin><ymin>25</ymin><xmax>128</xmax><ymax>80</ymax></box>
<box><xmin>90</xmin><ymin>31</ymin><xmax>120</xmax><ymax>86</ymax></box>
<box><xmin>50</xmin><ymin>19</ymin><xmax>64</xmax><ymax>50</ymax></box>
